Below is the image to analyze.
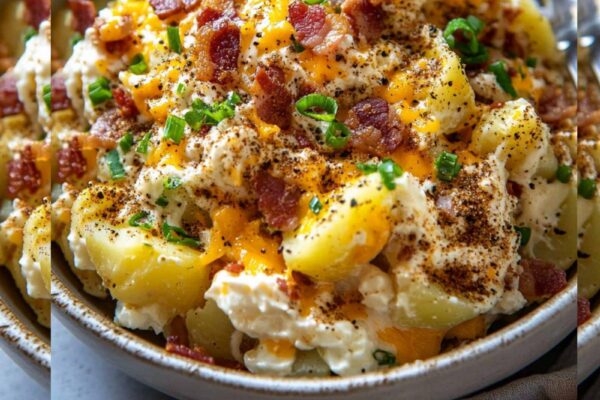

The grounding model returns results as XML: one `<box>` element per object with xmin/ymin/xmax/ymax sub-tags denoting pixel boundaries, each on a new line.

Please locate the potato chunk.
<box><xmin>186</xmin><ymin>300</ymin><xmax>235</xmax><ymax>360</ymax></box>
<box><xmin>282</xmin><ymin>173</ymin><xmax>395</xmax><ymax>281</ymax></box>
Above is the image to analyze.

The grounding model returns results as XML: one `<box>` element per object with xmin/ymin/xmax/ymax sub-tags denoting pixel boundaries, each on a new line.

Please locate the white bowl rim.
<box><xmin>52</xmin><ymin>271</ymin><xmax>576</xmax><ymax>396</ymax></box>
<box><xmin>577</xmin><ymin>302</ymin><xmax>600</xmax><ymax>383</ymax></box>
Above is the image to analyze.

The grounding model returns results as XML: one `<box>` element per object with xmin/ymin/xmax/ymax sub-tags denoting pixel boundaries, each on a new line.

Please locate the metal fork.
<box><xmin>580</xmin><ymin>0</ymin><xmax>600</xmax><ymax>86</ymax></box>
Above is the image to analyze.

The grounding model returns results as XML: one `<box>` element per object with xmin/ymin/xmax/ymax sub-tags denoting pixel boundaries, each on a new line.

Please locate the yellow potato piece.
<box><xmin>471</xmin><ymin>99</ymin><xmax>548</xmax><ymax>171</ymax></box>
<box><xmin>22</xmin><ymin>202</ymin><xmax>51</xmax><ymax>294</ymax></box>
<box><xmin>509</xmin><ymin>0</ymin><xmax>559</xmax><ymax>61</ymax></box>
<box><xmin>282</xmin><ymin>173</ymin><xmax>394</xmax><ymax>281</ymax></box>
<box><xmin>579</xmin><ymin>200</ymin><xmax>600</xmax><ymax>299</ymax></box>
<box><xmin>185</xmin><ymin>300</ymin><xmax>235</xmax><ymax>360</ymax></box>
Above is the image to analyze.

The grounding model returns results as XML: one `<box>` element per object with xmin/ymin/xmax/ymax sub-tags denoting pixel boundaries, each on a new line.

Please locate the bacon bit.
<box><xmin>90</xmin><ymin>109</ymin><xmax>148</xmax><ymax>149</ymax></box>
<box><xmin>578</xmin><ymin>297</ymin><xmax>592</xmax><ymax>326</ymax></box>
<box><xmin>538</xmin><ymin>86</ymin><xmax>577</xmax><ymax>126</ymax></box>
<box><xmin>346</xmin><ymin>97</ymin><xmax>406</xmax><ymax>156</ymax></box>
<box><xmin>253</xmin><ymin>170</ymin><xmax>301</xmax><ymax>232</ymax></box>
<box><xmin>224</xmin><ymin>262</ymin><xmax>244</xmax><ymax>274</ymax></box>
<box><xmin>196</xmin><ymin>8</ymin><xmax>222</xmax><ymax>28</ymax></box>
<box><xmin>112</xmin><ymin>87</ymin><xmax>139</xmax><ymax>118</ymax></box>
<box><xmin>506</xmin><ymin>180</ymin><xmax>522</xmax><ymax>198</ymax></box>
<box><xmin>253</xmin><ymin>65</ymin><xmax>293</xmax><ymax>129</ymax></box>
<box><xmin>518</xmin><ymin>259</ymin><xmax>567</xmax><ymax>302</ymax></box>
<box><xmin>7</xmin><ymin>146</ymin><xmax>42</xmax><ymax>199</ymax></box>
<box><xmin>342</xmin><ymin>0</ymin><xmax>384</xmax><ymax>42</ymax></box>
<box><xmin>276</xmin><ymin>277</ymin><xmax>289</xmax><ymax>294</ymax></box>
<box><xmin>292</xmin><ymin>128</ymin><xmax>313</xmax><ymax>149</ymax></box>
<box><xmin>51</xmin><ymin>74</ymin><xmax>71</xmax><ymax>112</ymax></box>
<box><xmin>167</xmin><ymin>316</ymin><xmax>189</xmax><ymax>347</ymax></box>
<box><xmin>289</xmin><ymin>1</ymin><xmax>328</xmax><ymax>49</ymax></box>
<box><xmin>0</xmin><ymin>73</ymin><xmax>24</xmax><ymax>117</ymax></box>
<box><xmin>104</xmin><ymin>38</ymin><xmax>133</xmax><ymax>54</ymax></box>
<box><xmin>68</xmin><ymin>0</ymin><xmax>97</xmax><ymax>35</ymax></box>
<box><xmin>209</xmin><ymin>20</ymin><xmax>241</xmax><ymax>83</ymax></box>
<box><xmin>149</xmin><ymin>0</ymin><xmax>183</xmax><ymax>19</ymax></box>
<box><xmin>56</xmin><ymin>138</ymin><xmax>87</xmax><ymax>184</ymax></box>
<box><xmin>166</xmin><ymin>339</ymin><xmax>216</xmax><ymax>365</ymax></box>
<box><xmin>24</xmin><ymin>0</ymin><xmax>50</xmax><ymax>28</ymax></box>
<box><xmin>297</xmin><ymin>82</ymin><xmax>317</xmax><ymax>100</ymax></box>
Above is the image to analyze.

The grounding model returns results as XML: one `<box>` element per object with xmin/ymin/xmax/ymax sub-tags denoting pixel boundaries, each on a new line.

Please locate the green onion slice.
<box><xmin>435</xmin><ymin>151</ymin><xmax>462</xmax><ymax>182</ymax></box>
<box><xmin>176</xmin><ymin>83</ymin><xmax>186</xmax><ymax>95</ymax></box>
<box><xmin>378</xmin><ymin>159</ymin><xmax>403</xmax><ymax>190</ymax></box>
<box><xmin>136</xmin><ymin>132</ymin><xmax>152</xmax><ymax>155</ymax></box>
<box><xmin>303</xmin><ymin>0</ymin><xmax>326</xmax><ymax>4</ymax></box>
<box><xmin>129</xmin><ymin>54</ymin><xmax>148</xmax><ymax>75</ymax></box>
<box><xmin>128</xmin><ymin>211</ymin><xmax>154</xmax><ymax>230</ymax></box>
<box><xmin>309</xmin><ymin>196</ymin><xmax>322</xmax><ymax>215</ymax></box>
<box><xmin>296</xmin><ymin>94</ymin><xmax>338</xmax><ymax>122</ymax></box>
<box><xmin>579</xmin><ymin>178</ymin><xmax>597</xmax><ymax>199</ymax></box>
<box><xmin>164</xmin><ymin>176</ymin><xmax>182</xmax><ymax>190</ymax></box>
<box><xmin>357</xmin><ymin>163</ymin><xmax>378</xmax><ymax>175</ymax></box>
<box><xmin>23</xmin><ymin>27</ymin><xmax>37</xmax><ymax>43</ymax></box>
<box><xmin>155</xmin><ymin>195</ymin><xmax>169</xmax><ymax>207</ymax></box>
<box><xmin>291</xmin><ymin>36</ymin><xmax>305</xmax><ymax>53</ymax></box>
<box><xmin>488</xmin><ymin>61</ymin><xmax>517</xmax><ymax>98</ymax></box>
<box><xmin>515</xmin><ymin>226</ymin><xmax>531</xmax><ymax>246</ymax></box>
<box><xmin>119</xmin><ymin>132</ymin><xmax>134</xmax><ymax>153</ymax></box>
<box><xmin>163</xmin><ymin>115</ymin><xmax>186</xmax><ymax>144</ymax></box>
<box><xmin>42</xmin><ymin>84</ymin><xmax>51</xmax><ymax>111</ymax></box>
<box><xmin>555</xmin><ymin>165</ymin><xmax>571</xmax><ymax>184</ymax></box>
<box><xmin>167</xmin><ymin>26</ymin><xmax>182</xmax><ymax>54</ymax></box>
<box><xmin>88</xmin><ymin>77</ymin><xmax>113</xmax><ymax>106</ymax></box>
<box><xmin>105</xmin><ymin>149</ymin><xmax>125</xmax><ymax>180</ymax></box>
<box><xmin>373</xmin><ymin>349</ymin><xmax>396</xmax><ymax>366</ymax></box>
<box><xmin>325</xmin><ymin>121</ymin><xmax>350</xmax><ymax>149</ymax></box>
<box><xmin>162</xmin><ymin>222</ymin><xmax>201</xmax><ymax>248</ymax></box>
<box><xmin>443</xmin><ymin>16</ymin><xmax>488</xmax><ymax>64</ymax></box>
<box><xmin>526</xmin><ymin>57</ymin><xmax>538</xmax><ymax>68</ymax></box>
<box><xmin>70</xmin><ymin>33</ymin><xmax>83</xmax><ymax>48</ymax></box>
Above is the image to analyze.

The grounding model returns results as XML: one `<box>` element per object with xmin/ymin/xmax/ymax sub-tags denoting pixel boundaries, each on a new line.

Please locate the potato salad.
<box><xmin>49</xmin><ymin>0</ymin><xmax>577</xmax><ymax>376</ymax></box>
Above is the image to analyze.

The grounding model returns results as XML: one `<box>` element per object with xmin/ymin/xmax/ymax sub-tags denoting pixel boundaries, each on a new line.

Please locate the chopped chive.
<box><xmin>162</xmin><ymin>222</ymin><xmax>201</xmax><ymax>248</ymax></box>
<box><xmin>291</xmin><ymin>35</ymin><xmax>305</xmax><ymax>53</ymax></box>
<box><xmin>136</xmin><ymin>132</ymin><xmax>151</xmax><ymax>155</ymax></box>
<box><xmin>435</xmin><ymin>151</ymin><xmax>462</xmax><ymax>182</ymax></box>
<box><xmin>325</xmin><ymin>121</ymin><xmax>351</xmax><ymax>149</ymax></box>
<box><xmin>70</xmin><ymin>33</ymin><xmax>83</xmax><ymax>48</ymax></box>
<box><xmin>373</xmin><ymin>349</ymin><xmax>396</xmax><ymax>366</ymax></box>
<box><xmin>156</xmin><ymin>195</ymin><xmax>169</xmax><ymax>207</ymax></box>
<box><xmin>555</xmin><ymin>165</ymin><xmax>571</xmax><ymax>184</ymax></box>
<box><xmin>525</xmin><ymin>57</ymin><xmax>538</xmax><ymax>68</ymax></box>
<box><xmin>163</xmin><ymin>115</ymin><xmax>186</xmax><ymax>144</ymax></box>
<box><xmin>227</xmin><ymin>92</ymin><xmax>242</xmax><ymax>106</ymax></box>
<box><xmin>119</xmin><ymin>132</ymin><xmax>134</xmax><ymax>153</ymax></box>
<box><xmin>488</xmin><ymin>61</ymin><xmax>517</xmax><ymax>98</ymax></box>
<box><xmin>515</xmin><ymin>226</ymin><xmax>531</xmax><ymax>246</ymax></box>
<box><xmin>167</xmin><ymin>25</ymin><xmax>182</xmax><ymax>54</ymax></box>
<box><xmin>579</xmin><ymin>179</ymin><xmax>597</xmax><ymax>199</ymax></box>
<box><xmin>296</xmin><ymin>94</ymin><xmax>338</xmax><ymax>122</ymax></box>
<box><xmin>184</xmin><ymin>110</ymin><xmax>205</xmax><ymax>130</ymax></box>
<box><xmin>356</xmin><ymin>163</ymin><xmax>378</xmax><ymax>175</ymax></box>
<box><xmin>378</xmin><ymin>159</ymin><xmax>403</xmax><ymax>190</ymax></box>
<box><xmin>23</xmin><ymin>27</ymin><xmax>37</xmax><ymax>43</ymax></box>
<box><xmin>164</xmin><ymin>176</ymin><xmax>182</xmax><ymax>190</ymax></box>
<box><xmin>42</xmin><ymin>84</ymin><xmax>51</xmax><ymax>111</ymax></box>
<box><xmin>443</xmin><ymin>16</ymin><xmax>488</xmax><ymax>64</ymax></box>
<box><xmin>88</xmin><ymin>77</ymin><xmax>113</xmax><ymax>106</ymax></box>
<box><xmin>309</xmin><ymin>196</ymin><xmax>322</xmax><ymax>215</ymax></box>
<box><xmin>129</xmin><ymin>54</ymin><xmax>148</xmax><ymax>75</ymax></box>
<box><xmin>128</xmin><ymin>211</ymin><xmax>154</xmax><ymax>230</ymax></box>
<box><xmin>176</xmin><ymin>83</ymin><xmax>186</xmax><ymax>95</ymax></box>
<box><xmin>303</xmin><ymin>0</ymin><xmax>326</xmax><ymax>3</ymax></box>
<box><xmin>105</xmin><ymin>149</ymin><xmax>125</xmax><ymax>180</ymax></box>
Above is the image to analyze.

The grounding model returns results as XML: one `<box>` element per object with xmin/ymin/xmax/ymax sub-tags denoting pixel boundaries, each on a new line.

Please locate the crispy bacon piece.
<box><xmin>253</xmin><ymin>65</ymin><xmax>293</xmax><ymax>129</ymax></box>
<box><xmin>166</xmin><ymin>337</ymin><xmax>216</xmax><ymax>364</ymax></box>
<box><xmin>253</xmin><ymin>170</ymin><xmax>301</xmax><ymax>232</ymax></box>
<box><xmin>56</xmin><ymin>138</ymin><xmax>87</xmax><ymax>184</ymax></box>
<box><xmin>149</xmin><ymin>0</ymin><xmax>183</xmax><ymax>19</ymax></box>
<box><xmin>68</xmin><ymin>0</ymin><xmax>97</xmax><ymax>35</ymax></box>
<box><xmin>518</xmin><ymin>259</ymin><xmax>567</xmax><ymax>301</ymax></box>
<box><xmin>51</xmin><ymin>74</ymin><xmax>71</xmax><ymax>112</ymax></box>
<box><xmin>506</xmin><ymin>180</ymin><xmax>522</xmax><ymax>198</ymax></box>
<box><xmin>0</xmin><ymin>73</ymin><xmax>24</xmax><ymax>117</ymax></box>
<box><xmin>224</xmin><ymin>262</ymin><xmax>244</xmax><ymax>274</ymax></box>
<box><xmin>578</xmin><ymin>297</ymin><xmax>592</xmax><ymax>326</ymax></box>
<box><xmin>342</xmin><ymin>0</ymin><xmax>384</xmax><ymax>42</ymax></box>
<box><xmin>7</xmin><ymin>146</ymin><xmax>42</xmax><ymax>199</ymax></box>
<box><xmin>289</xmin><ymin>1</ymin><xmax>328</xmax><ymax>49</ymax></box>
<box><xmin>196</xmin><ymin>8</ymin><xmax>222</xmax><ymax>28</ymax></box>
<box><xmin>104</xmin><ymin>38</ymin><xmax>132</xmax><ymax>54</ymax></box>
<box><xmin>209</xmin><ymin>20</ymin><xmax>241</xmax><ymax>83</ymax></box>
<box><xmin>346</xmin><ymin>97</ymin><xmax>405</xmax><ymax>156</ymax></box>
<box><xmin>24</xmin><ymin>0</ymin><xmax>50</xmax><ymax>28</ymax></box>
<box><xmin>112</xmin><ymin>87</ymin><xmax>139</xmax><ymax>118</ymax></box>
<box><xmin>90</xmin><ymin>109</ymin><xmax>148</xmax><ymax>149</ymax></box>
<box><xmin>538</xmin><ymin>86</ymin><xmax>577</xmax><ymax>126</ymax></box>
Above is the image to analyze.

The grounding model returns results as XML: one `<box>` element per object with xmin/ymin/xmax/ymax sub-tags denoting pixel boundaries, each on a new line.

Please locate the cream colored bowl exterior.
<box><xmin>578</xmin><ymin>307</ymin><xmax>600</xmax><ymax>383</ymax></box>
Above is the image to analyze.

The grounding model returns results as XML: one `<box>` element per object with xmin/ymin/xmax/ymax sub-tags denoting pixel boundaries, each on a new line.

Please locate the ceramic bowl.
<box><xmin>52</xmin><ymin>247</ymin><xmax>576</xmax><ymax>400</ymax></box>
<box><xmin>0</xmin><ymin>268</ymin><xmax>51</xmax><ymax>388</ymax></box>
<box><xmin>578</xmin><ymin>301</ymin><xmax>600</xmax><ymax>383</ymax></box>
